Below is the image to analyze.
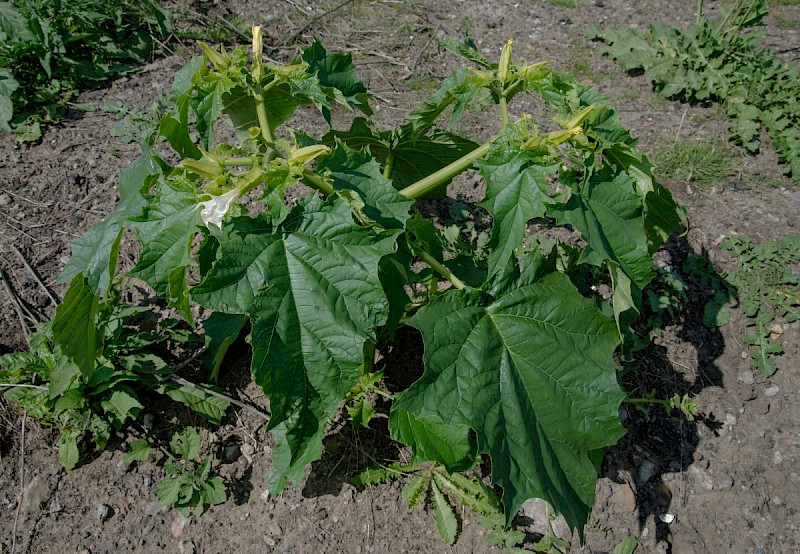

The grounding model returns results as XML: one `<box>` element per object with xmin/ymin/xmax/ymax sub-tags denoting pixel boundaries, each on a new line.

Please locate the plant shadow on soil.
<box><xmin>603</xmin><ymin>233</ymin><xmax>733</xmax><ymax>543</ymax></box>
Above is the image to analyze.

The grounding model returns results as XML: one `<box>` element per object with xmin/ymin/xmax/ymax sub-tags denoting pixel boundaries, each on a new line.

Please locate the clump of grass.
<box><xmin>654</xmin><ymin>140</ymin><xmax>731</xmax><ymax>185</ymax></box>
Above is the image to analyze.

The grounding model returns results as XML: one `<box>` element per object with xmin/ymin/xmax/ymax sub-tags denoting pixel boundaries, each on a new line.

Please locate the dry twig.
<box><xmin>10</xmin><ymin>246</ymin><xmax>60</xmax><ymax>306</ymax></box>
<box><xmin>10</xmin><ymin>411</ymin><xmax>27</xmax><ymax>554</ymax></box>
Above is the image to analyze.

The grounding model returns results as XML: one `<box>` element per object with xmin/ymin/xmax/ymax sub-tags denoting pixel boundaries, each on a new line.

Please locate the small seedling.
<box><xmin>710</xmin><ymin>234</ymin><xmax>798</xmax><ymax>376</ymax></box>
<box><xmin>156</xmin><ymin>427</ymin><xmax>227</xmax><ymax>517</ymax></box>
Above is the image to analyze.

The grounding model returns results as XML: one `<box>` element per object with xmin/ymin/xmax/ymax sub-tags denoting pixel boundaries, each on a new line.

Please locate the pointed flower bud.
<box><xmin>290</xmin><ymin>144</ymin><xmax>330</xmax><ymax>166</ymax></box>
<box><xmin>199</xmin><ymin>42</ymin><xmax>230</xmax><ymax>72</ymax></box>
<box><xmin>498</xmin><ymin>39</ymin><xmax>513</xmax><ymax>84</ymax></box>
<box><xmin>563</xmin><ymin>104</ymin><xmax>595</xmax><ymax>130</ymax></box>
<box><xmin>252</xmin><ymin>26</ymin><xmax>264</xmax><ymax>81</ymax></box>
<box><xmin>181</xmin><ymin>159</ymin><xmax>224</xmax><ymax>179</ymax></box>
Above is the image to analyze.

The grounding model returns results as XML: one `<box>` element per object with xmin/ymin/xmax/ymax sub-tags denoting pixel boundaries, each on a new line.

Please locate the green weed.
<box><xmin>654</xmin><ymin>140</ymin><xmax>732</xmax><ymax>185</ymax></box>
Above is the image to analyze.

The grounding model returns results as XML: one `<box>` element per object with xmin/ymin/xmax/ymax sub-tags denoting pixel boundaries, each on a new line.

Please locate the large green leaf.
<box><xmin>192</xmin><ymin>195</ymin><xmax>400</xmax><ymax>492</ymax></box>
<box><xmin>301</xmin><ymin>38</ymin><xmax>372</xmax><ymax>119</ymax></box>
<box><xmin>0</xmin><ymin>2</ymin><xmax>32</xmax><ymax>42</ymax></box>
<box><xmin>391</xmin><ymin>252</ymin><xmax>626</xmax><ymax>532</ymax></box>
<box><xmin>407</xmin><ymin>67</ymin><xmax>492</xmax><ymax>132</ymax></box>
<box><xmin>555</xmin><ymin>166</ymin><xmax>653</xmax><ymax>290</ymax></box>
<box><xmin>0</xmin><ymin>68</ymin><xmax>18</xmax><ymax>131</ymax></box>
<box><xmin>51</xmin><ymin>274</ymin><xmax>99</xmax><ymax>376</ymax></box>
<box><xmin>159</xmin><ymin>93</ymin><xmax>202</xmax><ymax>160</ymax></box>
<box><xmin>475</xmin><ymin>152</ymin><xmax>557</xmax><ymax>278</ymax></box>
<box><xmin>129</xmin><ymin>179</ymin><xmax>202</xmax><ymax>318</ymax></box>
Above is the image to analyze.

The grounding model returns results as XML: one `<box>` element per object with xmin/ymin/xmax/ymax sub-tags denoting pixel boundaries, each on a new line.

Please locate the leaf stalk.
<box><xmin>398</xmin><ymin>142</ymin><xmax>491</xmax><ymax>199</ymax></box>
<box><xmin>417</xmin><ymin>250</ymin><xmax>466</xmax><ymax>290</ymax></box>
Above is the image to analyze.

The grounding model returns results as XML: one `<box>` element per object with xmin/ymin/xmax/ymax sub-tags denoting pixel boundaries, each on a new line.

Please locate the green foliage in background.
<box><xmin>590</xmin><ymin>0</ymin><xmax>800</xmax><ymax>179</ymax></box>
<box><xmin>0</xmin><ymin>0</ymin><xmax>170</xmax><ymax>140</ymax></box>
<box><xmin>0</xmin><ymin>302</ymin><xmax>229</xmax><ymax>469</ymax></box>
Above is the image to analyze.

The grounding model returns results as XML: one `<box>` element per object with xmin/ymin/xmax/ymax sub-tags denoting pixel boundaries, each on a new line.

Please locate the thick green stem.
<box><xmin>499</xmin><ymin>95</ymin><xmax>510</xmax><ymax>128</ymax></box>
<box><xmin>362</xmin><ymin>340</ymin><xmax>376</xmax><ymax>377</ymax></box>
<box><xmin>417</xmin><ymin>250</ymin><xmax>465</xmax><ymax>290</ymax></box>
<box><xmin>254</xmin><ymin>89</ymin><xmax>274</xmax><ymax>144</ymax></box>
<box><xmin>223</xmin><ymin>157</ymin><xmax>259</xmax><ymax>167</ymax></box>
<box><xmin>301</xmin><ymin>168</ymin><xmax>334</xmax><ymax>196</ymax></box>
<box><xmin>398</xmin><ymin>141</ymin><xmax>491</xmax><ymax>199</ymax></box>
<box><xmin>696</xmin><ymin>0</ymin><xmax>704</xmax><ymax>27</ymax></box>
<box><xmin>383</xmin><ymin>151</ymin><xmax>395</xmax><ymax>180</ymax></box>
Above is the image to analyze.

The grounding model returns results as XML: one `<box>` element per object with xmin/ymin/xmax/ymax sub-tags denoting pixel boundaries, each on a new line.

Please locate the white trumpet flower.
<box><xmin>198</xmin><ymin>189</ymin><xmax>241</xmax><ymax>228</ymax></box>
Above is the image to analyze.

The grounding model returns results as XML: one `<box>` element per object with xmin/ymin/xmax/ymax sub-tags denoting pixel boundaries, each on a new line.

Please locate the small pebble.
<box><xmin>223</xmin><ymin>444</ymin><xmax>240</xmax><ymax>463</ymax></box>
<box><xmin>170</xmin><ymin>515</ymin><xmax>191</xmax><ymax>538</ymax></box>
<box><xmin>96</xmin><ymin>503</ymin><xmax>111</xmax><ymax>522</ymax></box>
<box><xmin>773</xmin><ymin>451</ymin><xmax>783</xmax><ymax>464</ymax></box>
<box><xmin>659</xmin><ymin>513</ymin><xmax>675</xmax><ymax>524</ymax></box>
<box><xmin>765</xmin><ymin>386</ymin><xmax>780</xmax><ymax>397</ymax></box>
<box><xmin>738</xmin><ymin>370</ymin><xmax>755</xmax><ymax>384</ymax></box>
<box><xmin>241</xmin><ymin>443</ymin><xmax>255</xmax><ymax>456</ymax></box>
<box><xmin>0</xmin><ymin>193</ymin><xmax>12</xmax><ymax>206</ymax></box>
<box><xmin>638</xmin><ymin>460</ymin><xmax>657</xmax><ymax>483</ymax></box>
<box><xmin>142</xmin><ymin>413</ymin><xmax>154</xmax><ymax>429</ymax></box>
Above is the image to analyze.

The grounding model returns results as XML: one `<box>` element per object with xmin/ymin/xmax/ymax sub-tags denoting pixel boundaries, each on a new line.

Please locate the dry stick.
<box><xmin>282</xmin><ymin>0</ymin><xmax>358</xmax><ymax>46</ymax></box>
<box><xmin>1</xmin><ymin>189</ymin><xmax>51</xmax><ymax>208</ymax></box>
<box><xmin>10</xmin><ymin>411</ymin><xmax>26</xmax><ymax>554</ymax></box>
<box><xmin>673</xmin><ymin>106</ymin><xmax>689</xmax><ymax>146</ymax></box>
<box><xmin>10</xmin><ymin>246</ymin><xmax>60</xmax><ymax>306</ymax></box>
<box><xmin>0</xmin><ymin>270</ymin><xmax>31</xmax><ymax>345</ymax></box>
<box><xmin>401</xmin><ymin>27</ymin><xmax>439</xmax><ymax>81</ymax></box>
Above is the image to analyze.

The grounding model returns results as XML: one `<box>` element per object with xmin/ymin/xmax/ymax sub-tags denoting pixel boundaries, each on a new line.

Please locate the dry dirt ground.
<box><xmin>1</xmin><ymin>1</ymin><xmax>799</xmax><ymax>552</ymax></box>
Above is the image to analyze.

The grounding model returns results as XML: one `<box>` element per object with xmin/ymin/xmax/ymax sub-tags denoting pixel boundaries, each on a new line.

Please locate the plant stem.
<box><xmin>398</xmin><ymin>141</ymin><xmax>491</xmax><ymax>199</ymax></box>
<box><xmin>417</xmin><ymin>250</ymin><xmax>466</xmax><ymax>290</ymax></box>
<box><xmin>715</xmin><ymin>0</ymin><xmax>744</xmax><ymax>34</ymax></box>
<box><xmin>301</xmin><ymin>169</ymin><xmax>334</xmax><ymax>196</ymax></box>
<box><xmin>499</xmin><ymin>94</ymin><xmax>510</xmax><ymax>128</ymax></box>
<box><xmin>254</xmin><ymin>89</ymin><xmax>275</xmax><ymax>144</ymax></box>
<box><xmin>362</xmin><ymin>340</ymin><xmax>376</xmax><ymax>377</ymax></box>
<box><xmin>696</xmin><ymin>0</ymin><xmax>704</xmax><ymax>27</ymax></box>
<box><xmin>223</xmin><ymin>157</ymin><xmax>259</xmax><ymax>167</ymax></box>
<box><xmin>625</xmin><ymin>397</ymin><xmax>667</xmax><ymax>406</ymax></box>
<box><xmin>383</xmin><ymin>151</ymin><xmax>395</xmax><ymax>180</ymax></box>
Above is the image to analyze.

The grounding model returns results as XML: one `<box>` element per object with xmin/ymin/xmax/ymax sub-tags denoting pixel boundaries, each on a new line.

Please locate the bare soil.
<box><xmin>1</xmin><ymin>1</ymin><xmax>799</xmax><ymax>553</ymax></box>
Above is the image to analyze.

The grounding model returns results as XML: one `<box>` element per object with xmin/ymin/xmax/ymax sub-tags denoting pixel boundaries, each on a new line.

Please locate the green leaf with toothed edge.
<box><xmin>191</xmin><ymin>194</ymin><xmax>400</xmax><ymax>494</ymax></box>
<box><xmin>391</xmin><ymin>250</ymin><xmax>625</xmax><ymax>535</ymax></box>
<box><xmin>475</xmin><ymin>150</ymin><xmax>558</xmax><ymax>279</ymax></box>
<box><xmin>128</xmin><ymin>179</ymin><xmax>202</xmax><ymax>322</ymax></box>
